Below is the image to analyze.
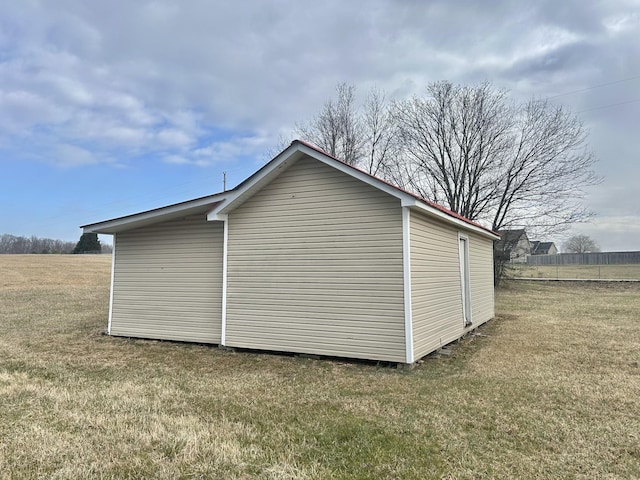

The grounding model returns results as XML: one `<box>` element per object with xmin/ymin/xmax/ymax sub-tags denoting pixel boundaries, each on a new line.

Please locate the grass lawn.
<box><xmin>1</xmin><ymin>255</ymin><xmax>639</xmax><ymax>479</ymax></box>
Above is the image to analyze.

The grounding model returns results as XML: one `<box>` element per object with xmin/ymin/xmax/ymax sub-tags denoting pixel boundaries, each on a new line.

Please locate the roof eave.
<box><xmin>81</xmin><ymin>193</ymin><xmax>230</xmax><ymax>234</ymax></box>
<box><xmin>402</xmin><ymin>199</ymin><xmax>499</xmax><ymax>240</ymax></box>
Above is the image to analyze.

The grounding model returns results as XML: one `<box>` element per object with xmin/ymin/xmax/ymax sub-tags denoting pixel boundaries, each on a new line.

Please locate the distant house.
<box><xmin>495</xmin><ymin>229</ymin><xmax>531</xmax><ymax>263</ymax></box>
<box><xmin>530</xmin><ymin>241</ymin><xmax>558</xmax><ymax>255</ymax></box>
<box><xmin>81</xmin><ymin>140</ymin><xmax>499</xmax><ymax>364</ymax></box>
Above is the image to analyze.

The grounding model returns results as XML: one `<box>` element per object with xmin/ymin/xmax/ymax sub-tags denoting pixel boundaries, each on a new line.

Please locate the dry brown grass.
<box><xmin>511</xmin><ymin>263</ymin><xmax>640</xmax><ymax>280</ymax></box>
<box><xmin>1</xmin><ymin>255</ymin><xmax>639</xmax><ymax>479</ymax></box>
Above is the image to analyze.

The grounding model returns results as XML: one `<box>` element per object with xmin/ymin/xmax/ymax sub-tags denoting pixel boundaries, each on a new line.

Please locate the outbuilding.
<box><xmin>82</xmin><ymin>140</ymin><xmax>498</xmax><ymax>364</ymax></box>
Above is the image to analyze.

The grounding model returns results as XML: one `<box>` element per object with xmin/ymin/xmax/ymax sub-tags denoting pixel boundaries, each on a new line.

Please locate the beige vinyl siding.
<box><xmin>110</xmin><ymin>215</ymin><xmax>223</xmax><ymax>343</ymax></box>
<box><xmin>410</xmin><ymin>210</ymin><xmax>496</xmax><ymax>360</ymax></box>
<box><xmin>225</xmin><ymin>156</ymin><xmax>406</xmax><ymax>362</ymax></box>
<box><xmin>410</xmin><ymin>210</ymin><xmax>465</xmax><ymax>360</ymax></box>
<box><xmin>468</xmin><ymin>231</ymin><xmax>495</xmax><ymax>325</ymax></box>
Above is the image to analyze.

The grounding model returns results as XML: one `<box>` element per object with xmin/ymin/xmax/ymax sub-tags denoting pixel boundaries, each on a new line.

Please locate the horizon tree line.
<box><xmin>0</xmin><ymin>233</ymin><xmax>112</xmax><ymax>254</ymax></box>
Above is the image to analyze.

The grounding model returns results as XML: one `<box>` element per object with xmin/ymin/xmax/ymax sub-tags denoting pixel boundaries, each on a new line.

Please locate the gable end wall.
<box><xmin>224</xmin><ymin>156</ymin><xmax>406</xmax><ymax>362</ymax></box>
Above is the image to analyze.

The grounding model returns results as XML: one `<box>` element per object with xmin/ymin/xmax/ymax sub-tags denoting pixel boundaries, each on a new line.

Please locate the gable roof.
<box><xmin>495</xmin><ymin>229</ymin><xmax>529</xmax><ymax>251</ymax></box>
<box><xmin>531</xmin><ymin>241</ymin><xmax>556</xmax><ymax>254</ymax></box>
<box><xmin>208</xmin><ymin>140</ymin><xmax>498</xmax><ymax>239</ymax></box>
<box><xmin>82</xmin><ymin>140</ymin><xmax>498</xmax><ymax>239</ymax></box>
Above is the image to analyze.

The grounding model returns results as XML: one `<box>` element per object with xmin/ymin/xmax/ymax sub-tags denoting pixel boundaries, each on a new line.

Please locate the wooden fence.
<box><xmin>527</xmin><ymin>251</ymin><xmax>640</xmax><ymax>265</ymax></box>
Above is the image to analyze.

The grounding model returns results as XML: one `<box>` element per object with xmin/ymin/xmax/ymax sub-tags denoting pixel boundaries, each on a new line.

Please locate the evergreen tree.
<box><xmin>73</xmin><ymin>233</ymin><xmax>101</xmax><ymax>254</ymax></box>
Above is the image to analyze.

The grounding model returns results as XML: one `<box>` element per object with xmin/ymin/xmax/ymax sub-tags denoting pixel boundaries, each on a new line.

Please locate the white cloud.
<box><xmin>0</xmin><ymin>89</ymin><xmax>65</xmax><ymax>130</ymax></box>
<box><xmin>55</xmin><ymin>144</ymin><xmax>100</xmax><ymax>167</ymax></box>
<box><xmin>156</xmin><ymin>129</ymin><xmax>192</xmax><ymax>148</ymax></box>
<box><xmin>163</xmin><ymin>154</ymin><xmax>190</xmax><ymax>165</ymax></box>
<box><xmin>0</xmin><ymin>0</ymin><xmax>638</xmax><ymax>249</ymax></box>
<box><xmin>604</xmin><ymin>11</ymin><xmax>639</xmax><ymax>33</ymax></box>
<box><xmin>161</xmin><ymin>133</ymin><xmax>272</xmax><ymax>167</ymax></box>
<box><xmin>571</xmin><ymin>216</ymin><xmax>640</xmax><ymax>252</ymax></box>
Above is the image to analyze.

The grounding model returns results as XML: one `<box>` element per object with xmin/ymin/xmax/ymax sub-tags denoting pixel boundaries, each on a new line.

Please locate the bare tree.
<box><xmin>489</xmin><ymin>99</ymin><xmax>601</xmax><ymax>235</ymax></box>
<box><xmin>394</xmin><ymin>81</ymin><xmax>601</xmax><ymax>235</ymax></box>
<box><xmin>296</xmin><ymin>83</ymin><xmax>364</xmax><ymax>165</ymax></box>
<box><xmin>394</xmin><ymin>82</ymin><xmax>513</xmax><ymax>219</ymax></box>
<box><xmin>362</xmin><ymin>88</ymin><xmax>401</xmax><ymax>177</ymax></box>
<box><xmin>394</xmin><ymin>81</ymin><xmax>601</xmax><ymax>285</ymax></box>
<box><xmin>298</xmin><ymin>81</ymin><xmax>601</xmax><ymax>284</ymax></box>
<box><xmin>297</xmin><ymin>83</ymin><xmax>404</xmax><ymax>178</ymax></box>
<box><xmin>564</xmin><ymin>234</ymin><xmax>600</xmax><ymax>253</ymax></box>
<box><xmin>265</xmin><ymin>133</ymin><xmax>294</xmax><ymax>160</ymax></box>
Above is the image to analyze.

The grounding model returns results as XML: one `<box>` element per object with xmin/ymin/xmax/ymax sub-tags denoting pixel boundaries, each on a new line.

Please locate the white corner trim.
<box><xmin>220</xmin><ymin>214</ymin><xmax>229</xmax><ymax>346</ymax></box>
<box><xmin>458</xmin><ymin>232</ymin><xmax>472</xmax><ymax>327</ymax></box>
<box><xmin>107</xmin><ymin>234</ymin><xmax>116</xmax><ymax>335</ymax></box>
<box><xmin>402</xmin><ymin>207</ymin><xmax>414</xmax><ymax>364</ymax></box>
<box><xmin>207</xmin><ymin>211</ymin><xmax>228</xmax><ymax>222</ymax></box>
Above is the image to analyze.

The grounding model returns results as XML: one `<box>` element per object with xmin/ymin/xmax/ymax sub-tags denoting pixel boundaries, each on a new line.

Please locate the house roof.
<box><xmin>495</xmin><ymin>229</ymin><xmax>528</xmax><ymax>251</ymax></box>
<box><xmin>82</xmin><ymin>140</ymin><xmax>499</xmax><ymax>239</ymax></box>
<box><xmin>209</xmin><ymin>140</ymin><xmax>498</xmax><ymax>239</ymax></box>
<box><xmin>531</xmin><ymin>241</ymin><xmax>556</xmax><ymax>254</ymax></box>
<box><xmin>81</xmin><ymin>192</ymin><xmax>229</xmax><ymax>234</ymax></box>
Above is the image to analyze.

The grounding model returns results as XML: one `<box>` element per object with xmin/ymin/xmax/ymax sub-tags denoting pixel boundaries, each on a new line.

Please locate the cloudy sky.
<box><xmin>1</xmin><ymin>0</ymin><xmax>638</xmax><ymax>250</ymax></box>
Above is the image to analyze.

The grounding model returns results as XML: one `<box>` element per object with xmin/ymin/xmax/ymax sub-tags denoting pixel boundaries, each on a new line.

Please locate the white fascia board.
<box><xmin>83</xmin><ymin>193</ymin><xmax>229</xmax><ymax>234</ymax></box>
<box><xmin>208</xmin><ymin>143</ymin><xmax>303</xmax><ymax>220</ymax></box>
<box><xmin>296</xmin><ymin>144</ymin><xmax>411</xmax><ymax>201</ymax></box>
<box><xmin>402</xmin><ymin>199</ymin><xmax>499</xmax><ymax>240</ymax></box>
